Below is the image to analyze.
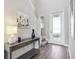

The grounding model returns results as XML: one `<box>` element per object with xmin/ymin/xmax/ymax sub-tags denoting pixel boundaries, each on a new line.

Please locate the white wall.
<box><xmin>4</xmin><ymin>0</ymin><xmax>17</xmax><ymax>43</ymax></box>
<box><xmin>35</xmin><ymin>0</ymin><xmax>70</xmax><ymax>44</ymax></box>
<box><xmin>11</xmin><ymin>0</ymin><xmax>40</xmax><ymax>39</ymax></box>
<box><xmin>5</xmin><ymin>0</ymin><xmax>40</xmax><ymax>41</ymax></box>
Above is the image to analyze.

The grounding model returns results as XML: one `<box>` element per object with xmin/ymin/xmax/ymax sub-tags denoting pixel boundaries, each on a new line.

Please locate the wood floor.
<box><xmin>32</xmin><ymin>44</ymin><xmax>70</xmax><ymax>59</ymax></box>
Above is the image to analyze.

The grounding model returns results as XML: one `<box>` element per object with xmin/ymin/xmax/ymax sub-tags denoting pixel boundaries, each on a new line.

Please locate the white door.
<box><xmin>49</xmin><ymin>12</ymin><xmax>65</xmax><ymax>45</ymax></box>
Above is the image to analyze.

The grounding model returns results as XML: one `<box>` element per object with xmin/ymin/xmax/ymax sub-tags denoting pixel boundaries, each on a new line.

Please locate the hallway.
<box><xmin>33</xmin><ymin>44</ymin><xmax>70</xmax><ymax>59</ymax></box>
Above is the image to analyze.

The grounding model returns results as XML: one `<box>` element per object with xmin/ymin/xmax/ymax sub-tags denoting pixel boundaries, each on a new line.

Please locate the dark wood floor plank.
<box><xmin>32</xmin><ymin>44</ymin><xmax>70</xmax><ymax>59</ymax></box>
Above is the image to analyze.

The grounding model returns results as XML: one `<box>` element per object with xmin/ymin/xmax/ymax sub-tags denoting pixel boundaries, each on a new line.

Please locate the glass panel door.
<box><xmin>52</xmin><ymin>15</ymin><xmax>61</xmax><ymax>42</ymax></box>
<box><xmin>49</xmin><ymin>12</ymin><xmax>65</xmax><ymax>44</ymax></box>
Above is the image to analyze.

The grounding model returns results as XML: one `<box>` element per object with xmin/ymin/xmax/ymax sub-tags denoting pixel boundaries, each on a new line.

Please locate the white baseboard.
<box><xmin>48</xmin><ymin>42</ymin><xmax>68</xmax><ymax>47</ymax></box>
<box><xmin>68</xmin><ymin>46</ymin><xmax>71</xmax><ymax>59</ymax></box>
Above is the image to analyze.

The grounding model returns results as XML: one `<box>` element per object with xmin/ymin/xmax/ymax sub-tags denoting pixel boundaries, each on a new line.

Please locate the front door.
<box><xmin>49</xmin><ymin>12</ymin><xmax>65</xmax><ymax>45</ymax></box>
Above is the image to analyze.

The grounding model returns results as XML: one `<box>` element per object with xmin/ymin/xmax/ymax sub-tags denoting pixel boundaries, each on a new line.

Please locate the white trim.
<box><xmin>28</xmin><ymin>0</ymin><xmax>35</xmax><ymax>11</ymax></box>
<box><xmin>48</xmin><ymin>42</ymin><xmax>68</xmax><ymax>47</ymax></box>
<box><xmin>69</xmin><ymin>0</ymin><xmax>75</xmax><ymax>59</ymax></box>
<box><xmin>48</xmin><ymin>10</ymin><xmax>64</xmax><ymax>15</ymax></box>
<box><xmin>68</xmin><ymin>46</ymin><xmax>72</xmax><ymax>59</ymax></box>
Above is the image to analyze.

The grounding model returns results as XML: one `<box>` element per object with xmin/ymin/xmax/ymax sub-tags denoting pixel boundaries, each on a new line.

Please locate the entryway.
<box><xmin>49</xmin><ymin>11</ymin><xmax>66</xmax><ymax>45</ymax></box>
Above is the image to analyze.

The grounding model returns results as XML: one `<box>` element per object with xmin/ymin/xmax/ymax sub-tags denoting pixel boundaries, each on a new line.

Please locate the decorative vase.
<box><xmin>18</xmin><ymin>37</ymin><xmax>21</xmax><ymax>42</ymax></box>
<box><xmin>31</xmin><ymin>29</ymin><xmax>35</xmax><ymax>39</ymax></box>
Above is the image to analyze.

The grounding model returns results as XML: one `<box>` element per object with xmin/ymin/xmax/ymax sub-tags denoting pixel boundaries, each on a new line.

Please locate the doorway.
<box><xmin>49</xmin><ymin>11</ymin><xmax>65</xmax><ymax>45</ymax></box>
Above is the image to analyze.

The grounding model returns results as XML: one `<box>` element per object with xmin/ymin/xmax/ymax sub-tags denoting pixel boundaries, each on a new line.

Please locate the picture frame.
<box><xmin>17</xmin><ymin>11</ymin><xmax>29</xmax><ymax>29</ymax></box>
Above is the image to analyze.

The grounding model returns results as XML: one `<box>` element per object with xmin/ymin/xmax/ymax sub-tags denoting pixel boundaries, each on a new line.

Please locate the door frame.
<box><xmin>48</xmin><ymin>11</ymin><xmax>67</xmax><ymax>46</ymax></box>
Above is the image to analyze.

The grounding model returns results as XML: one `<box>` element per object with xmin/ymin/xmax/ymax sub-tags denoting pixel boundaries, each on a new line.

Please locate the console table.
<box><xmin>5</xmin><ymin>37</ymin><xmax>40</xmax><ymax>59</ymax></box>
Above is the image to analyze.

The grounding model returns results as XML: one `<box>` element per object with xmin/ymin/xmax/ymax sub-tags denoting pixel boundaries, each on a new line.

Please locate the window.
<box><xmin>53</xmin><ymin>15</ymin><xmax>61</xmax><ymax>37</ymax></box>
